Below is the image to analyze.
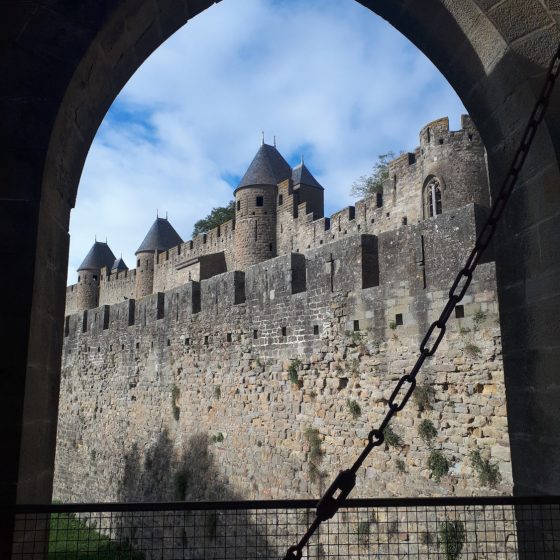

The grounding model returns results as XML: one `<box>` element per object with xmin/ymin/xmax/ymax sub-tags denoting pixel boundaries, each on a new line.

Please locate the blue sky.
<box><xmin>69</xmin><ymin>0</ymin><xmax>466</xmax><ymax>283</ymax></box>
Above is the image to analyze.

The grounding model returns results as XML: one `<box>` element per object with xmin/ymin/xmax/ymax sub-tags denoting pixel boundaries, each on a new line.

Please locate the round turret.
<box><xmin>135</xmin><ymin>217</ymin><xmax>182</xmax><ymax>298</ymax></box>
<box><xmin>76</xmin><ymin>241</ymin><xmax>116</xmax><ymax>310</ymax></box>
<box><xmin>234</xmin><ymin>143</ymin><xmax>291</xmax><ymax>269</ymax></box>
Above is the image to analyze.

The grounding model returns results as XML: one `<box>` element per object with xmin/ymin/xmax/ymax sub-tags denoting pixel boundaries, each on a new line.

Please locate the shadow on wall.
<box><xmin>116</xmin><ymin>431</ymin><xmax>282</xmax><ymax>559</ymax></box>
<box><xmin>119</xmin><ymin>431</ymin><xmax>229</xmax><ymax>502</ymax></box>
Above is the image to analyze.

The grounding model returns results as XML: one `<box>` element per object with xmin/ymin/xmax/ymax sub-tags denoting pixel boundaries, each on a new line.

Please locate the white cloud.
<box><xmin>70</xmin><ymin>0</ymin><xmax>465</xmax><ymax>282</ymax></box>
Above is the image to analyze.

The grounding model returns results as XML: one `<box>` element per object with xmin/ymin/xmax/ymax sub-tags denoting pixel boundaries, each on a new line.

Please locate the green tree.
<box><xmin>192</xmin><ymin>201</ymin><xmax>235</xmax><ymax>236</ymax></box>
<box><xmin>350</xmin><ymin>152</ymin><xmax>397</xmax><ymax>198</ymax></box>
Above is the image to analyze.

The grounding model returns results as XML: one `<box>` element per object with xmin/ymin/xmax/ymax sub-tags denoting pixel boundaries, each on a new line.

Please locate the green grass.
<box><xmin>49</xmin><ymin>513</ymin><xmax>144</xmax><ymax>559</ymax></box>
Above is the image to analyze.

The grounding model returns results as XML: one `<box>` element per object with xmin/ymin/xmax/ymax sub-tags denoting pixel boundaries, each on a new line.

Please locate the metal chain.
<box><xmin>284</xmin><ymin>43</ymin><xmax>560</xmax><ymax>560</ymax></box>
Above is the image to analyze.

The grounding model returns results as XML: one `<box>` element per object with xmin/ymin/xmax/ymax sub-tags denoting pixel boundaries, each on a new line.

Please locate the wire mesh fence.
<box><xmin>7</xmin><ymin>496</ymin><xmax>560</xmax><ymax>559</ymax></box>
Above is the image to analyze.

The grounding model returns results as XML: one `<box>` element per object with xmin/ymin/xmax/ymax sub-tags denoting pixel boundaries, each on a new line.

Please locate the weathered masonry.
<box><xmin>55</xmin><ymin>118</ymin><xmax>512</xmax><ymax>503</ymax></box>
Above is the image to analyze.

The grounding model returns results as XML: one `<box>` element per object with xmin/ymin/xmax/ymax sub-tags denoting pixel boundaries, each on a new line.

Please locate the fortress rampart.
<box><xmin>55</xmin><ymin>116</ymin><xmax>511</xmax><ymax>505</ymax></box>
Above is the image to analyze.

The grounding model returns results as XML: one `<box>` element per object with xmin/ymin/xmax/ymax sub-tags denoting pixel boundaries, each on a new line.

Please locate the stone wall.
<box><xmin>54</xmin><ymin>214</ymin><xmax>512</xmax><ymax>505</ymax></box>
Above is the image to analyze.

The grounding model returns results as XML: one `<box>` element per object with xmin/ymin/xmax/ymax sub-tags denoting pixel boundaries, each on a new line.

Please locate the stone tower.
<box><xmin>417</xmin><ymin>115</ymin><xmax>489</xmax><ymax>218</ymax></box>
<box><xmin>234</xmin><ymin>143</ymin><xmax>291</xmax><ymax>270</ymax></box>
<box><xmin>135</xmin><ymin>217</ymin><xmax>183</xmax><ymax>299</ymax></box>
<box><xmin>76</xmin><ymin>241</ymin><xmax>116</xmax><ymax>310</ymax></box>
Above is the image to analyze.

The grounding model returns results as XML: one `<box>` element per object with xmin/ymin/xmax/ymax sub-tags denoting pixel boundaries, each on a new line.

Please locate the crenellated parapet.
<box><xmin>64</xmin><ymin>200</ymin><xmax>490</xmax><ymax>345</ymax></box>
<box><xmin>66</xmin><ymin>116</ymin><xmax>489</xmax><ymax>317</ymax></box>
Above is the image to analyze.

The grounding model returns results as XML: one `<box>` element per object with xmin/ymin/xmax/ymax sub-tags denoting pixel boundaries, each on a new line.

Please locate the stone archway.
<box><xmin>1</xmin><ymin>0</ymin><xmax>560</xmax><ymax>553</ymax></box>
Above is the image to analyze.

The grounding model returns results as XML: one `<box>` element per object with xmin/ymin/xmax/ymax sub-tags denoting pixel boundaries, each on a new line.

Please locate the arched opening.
<box><xmin>2</xmin><ymin>4</ymin><xmax>560</xmax><ymax>554</ymax></box>
<box><xmin>424</xmin><ymin>176</ymin><xmax>443</xmax><ymax>218</ymax></box>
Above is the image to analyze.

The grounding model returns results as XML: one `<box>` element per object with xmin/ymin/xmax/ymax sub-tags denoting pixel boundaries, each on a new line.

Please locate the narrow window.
<box><xmin>281</xmin><ymin>326</ymin><xmax>287</xmax><ymax>337</ymax></box>
<box><xmin>93</xmin><ymin>275</ymin><xmax>98</xmax><ymax>281</ymax></box>
<box><xmin>353</xmin><ymin>320</ymin><xmax>360</xmax><ymax>332</ymax></box>
<box><xmin>121</xmin><ymin>344</ymin><xmax>125</xmax><ymax>350</ymax></box>
<box><xmin>427</xmin><ymin>127</ymin><xmax>431</xmax><ymax>143</ymax></box>
<box><xmin>425</xmin><ymin>177</ymin><xmax>443</xmax><ymax>218</ymax></box>
<box><xmin>110</xmin><ymin>344</ymin><xmax>113</xmax><ymax>352</ymax></box>
<box><xmin>137</xmin><ymin>260</ymin><xmax>140</xmax><ymax>267</ymax></box>
<box><xmin>395</xmin><ymin>313</ymin><xmax>403</xmax><ymax>326</ymax></box>
<box><xmin>204</xmin><ymin>335</ymin><xmax>209</xmax><ymax>345</ymax></box>
<box><xmin>226</xmin><ymin>333</ymin><xmax>232</xmax><ymax>342</ymax></box>
<box><xmin>253</xmin><ymin>329</ymin><xmax>258</xmax><ymax>339</ymax></box>
<box><xmin>256</xmin><ymin>196</ymin><xmax>264</xmax><ymax>207</ymax></box>
<box><xmin>278</xmin><ymin>194</ymin><xmax>283</xmax><ymax>205</ymax></box>
<box><xmin>135</xmin><ymin>342</ymin><xmax>140</xmax><ymax>349</ymax></box>
<box><xmin>468</xmin><ymin>133</ymin><xmax>473</xmax><ymax>142</ymax></box>
<box><xmin>97</xmin><ymin>346</ymin><xmax>100</xmax><ymax>352</ymax></box>
<box><xmin>237</xmin><ymin>200</ymin><xmax>241</xmax><ymax>211</ymax></box>
<box><xmin>269</xmin><ymin>243</ymin><xmax>273</xmax><ymax>251</ymax></box>
<box><xmin>78</xmin><ymin>275</ymin><xmax>81</xmax><ymax>282</ymax></box>
<box><xmin>167</xmin><ymin>339</ymin><xmax>171</xmax><ymax>347</ymax></box>
<box><xmin>203</xmin><ymin>234</ymin><xmax>207</xmax><ymax>244</ymax></box>
<box><xmin>185</xmin><ymin>338</ymin><xmax>190</xmax><ymax>346</ymax></box>
<box><xmin>455</xmin><ymin>305</ymin><xmax>465</xmax><ymax>319</ymax></box>
<box><xmin>313</xmin><ymin>325</ymin><xmax>319</xmax><ymax>336</ymax></box>
<box><xmin>439</xmin><ymin>138</ymin><xmax>444</xmax><ymax>145</ymax></box>
<box><xmin>402</xmin><ymin>216</ymin><xmax>408</xmax><ymax>226</ymax></box>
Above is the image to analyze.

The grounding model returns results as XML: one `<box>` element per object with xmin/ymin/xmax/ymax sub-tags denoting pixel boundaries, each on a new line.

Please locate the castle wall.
<box><xmin>99</xmin><ymin>268</ymin><xmax>136</xmax><ymax>306</ymax></box>
<box><xmin>153</xmin><ymin>219</ymin><xmax>236</xmax><ymax>293</ymax></box>
<box><xmin>54</xmin><ymin>211</ymin><xmax>512</xmax><ymax>505</ymax></box>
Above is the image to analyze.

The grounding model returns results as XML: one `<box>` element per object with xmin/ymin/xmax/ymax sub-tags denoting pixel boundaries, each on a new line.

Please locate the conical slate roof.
<box><xmin>136</xmin><ymin>217</ymin><xmax>183</xmax><ymax>254</ymax></box>
<box><xmin>292</xmin><ymin>162</ymin><xmax>323</xmax><ymax>190</ymax></box>
<box><xmin>78</xmin><ymin>241</ymin><xmax>117</xmax><ymax>272</ymax></box>
<box><xmin>236</xmin><ymin>144</ymin><xmax>292</xmax><ymax>191</ymax></box>
<box><xmin>111</xmin><ymin>257</ymin><xmax>128</xmax><ymax>272</ymax></box>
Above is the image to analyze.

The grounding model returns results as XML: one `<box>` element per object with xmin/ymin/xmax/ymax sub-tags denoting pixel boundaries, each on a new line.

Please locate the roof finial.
<box><xmin>95</xmin><ymin>234</ymin><xmax>97</xmax><ymax>242</ymax></box>
<box><xmin>166</xmin><ymin>211</ymin><xmax>168</xmax><ymax>220</ymax></box>
<box><xmin>301</xmin><ymin>154</ymin><xmax>304</xmax><ymax>165</ymax></box>
<box><xmin>157</xmin><ymin>209</ymin><xmax>159</xmax><ymax>218</ymax></box>
<box><xmin>105</xmin><ymin>236</ymin><xmax>107</xmax><ymax>244</ymax></box>
<box><xmin>261</xmin><ymin>131</ymin><xmax>265</xmax><ymax>145</ymax></box>
<box><xmin>274</xmin><ymin>135</ymin><xmax>276</xmax><ymax>147</ymax></box>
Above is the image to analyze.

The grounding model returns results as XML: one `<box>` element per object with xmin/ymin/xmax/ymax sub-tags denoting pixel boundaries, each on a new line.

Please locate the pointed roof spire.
<box><xmin>236</xmin><ymin>143</ymin><xmax>292</xmax><ymax>192</ymax></box>
<box><xmin>78</xmin><ymin>241</ymin><xmax>117</xmax><ymax>271</ymax></box>
<box><xmin>292</xmin><ymin>161</ymin><xmax>324</xmax><ymax>190</ymax></box>
<box><xmin>135</xmin><ymin>217</ymin><xmax>183</xmax><ymax>254</ymax></box>
<box><xmin>111</xmin><ymin>256</ymin><xmax>128</xmax><ymax>272</ymax></box>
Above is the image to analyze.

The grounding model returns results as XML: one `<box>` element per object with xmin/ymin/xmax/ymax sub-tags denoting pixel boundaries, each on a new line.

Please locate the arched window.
<box><xmin>424</xmin><ymin>177</ymin><xmax>442</xmax><ymax>218</ymax></box>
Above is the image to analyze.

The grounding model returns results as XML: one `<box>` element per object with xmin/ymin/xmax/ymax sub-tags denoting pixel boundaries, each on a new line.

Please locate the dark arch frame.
<box><xmin>2</xmin><ymin>3</ymin><xmax>560</xmax><ymax>555</ymax></box>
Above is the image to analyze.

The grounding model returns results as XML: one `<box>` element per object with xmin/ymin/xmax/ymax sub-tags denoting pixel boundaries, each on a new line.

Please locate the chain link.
<box><xmin>283</xmin><ymin>43</ymin><xmax>560</xmax><ymax>560</ymax></box>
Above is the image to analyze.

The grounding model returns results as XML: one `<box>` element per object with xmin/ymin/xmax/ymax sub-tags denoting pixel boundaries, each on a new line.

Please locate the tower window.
<box><xmin>256</xmin><ymin>196</ymin><xmax>264</xmax><ymax>207</ymax></box>
<box><xmin>253</xmin><ymin>329</ymin><xmax>258</xmax><ymax>339</ymax></box>
<box><xmin>455</xmin><ymin>305</ymin><xmax>465</xmax><ymax>319</ymax></box>
<box><xmin>281</xmin><ymin>326</ymin><xmax>287</xmax><ymax>337</ymax></box>
<box><xmin>313</xmin><ymin>325</ymin><xmax>319</xmax><ymax>335</ymax></box>
<box><xmin>237</xmin><ymin>200</ymin><xmax>241</xmax><ymax>211</ymax></box>
<box><xmin>395</xmin><ymin>313</ymin><xmax>403</xmax><ymax>326</ymax></box>
<box><xmin>424</xmin><ymin>177</ymin><xmax>442</xmax><ymax>218</ymax></box>
<box><xmin>278</xmin><ymin>194</ymin><xmax>283</xmax><ymax>205</ymax></box>
<box><xmin>353</xmin><ymin>320</ymin><xmax>360</xmax><ymax>332</ymax></box>
<box><xmin>93</xmin><ymin>275</ymin><xmax>98</xmax><ymax>281</ymax></box>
